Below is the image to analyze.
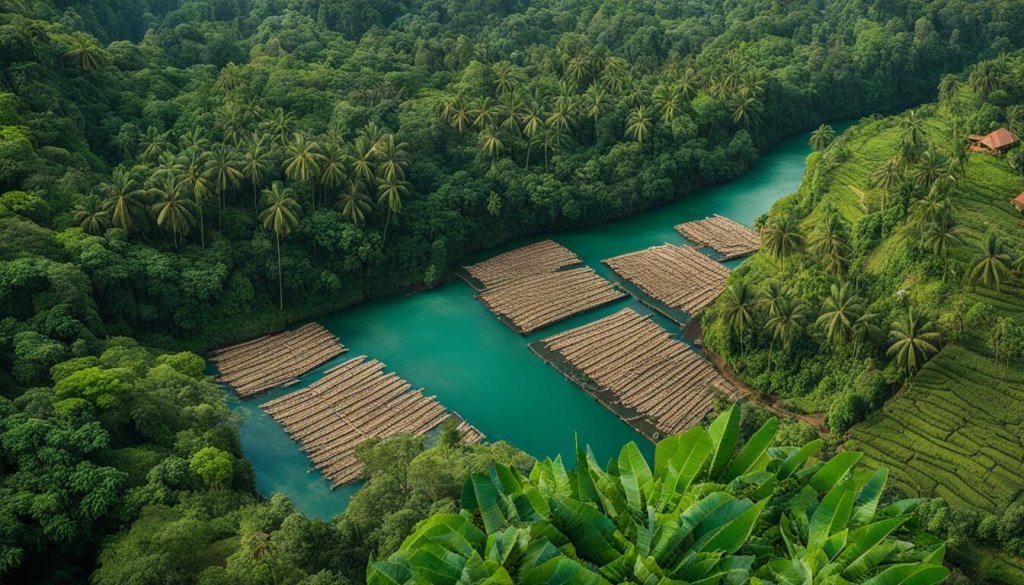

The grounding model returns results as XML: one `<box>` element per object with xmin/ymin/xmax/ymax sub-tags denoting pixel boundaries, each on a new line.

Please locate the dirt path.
<box><xmin>706</xmin><ymin>349</ymin><xmax>831</xmax><ymax>438</ymax></box>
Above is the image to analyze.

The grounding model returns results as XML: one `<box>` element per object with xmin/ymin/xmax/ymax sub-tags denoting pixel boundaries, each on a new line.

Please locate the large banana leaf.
<box><xmin>654</xmin><ymin>426</ymin><xmax>713</xmax><ymax>512</ymax></box>
<box><xmin>618</xmin><ymin>441</ymin><xmax>653</xmax><ymax>512</ymax></box>
<box><xmin>519</xmin><ymin>557</ymin><xmax>612</xmax><ymax>585</ymax></box>
<box><xmin>723</xmin><ymin>416</ymin><xmax>777</xmax><ymax>481</ymax></box>
<box><xmin>808</xmin><ymin>451</ymin><xmax>862</xmax><ymax>492</ymax></box>
<box><xmin>851</xmin><ymin>468</ymin><xmax>887</xmax><ymax>527</ymax></box>
<box><xmin>860</xmin><ymin>563</ymin><xmax>950</xmax><ymax>585</ymax></box>
<box><xmin>407</xmin><ymin>542</ymin><xmax>471</xmax><ymax>585</ymax></box>
<box><xmin>808</xmin><ymin>481</ymin><xmax>855</xmax><ymax>549</ymax></box>
<box><xmin>549</xmin><ymin>496</ymin><xmax>623</xmax><ymax>565</ymax></box>
<box><xmin>778</xmin><ymin>439</ymin><xmax>823</xmax><ymax>479</ymax></box>
<box><xmin>572</xmin><ymin>436</ymin><xmax>600</xmax><ymax>505</ymax></box>
<box><xmin>693</xmin><ymin>497</ymin><xmax>767</xmax><ymax>555</ymax></box>
<box><xmin>818</xmin><ymin>516</ymin><xmax>906</xmax><ymax>579</ymax></box>
<box><xmin>462</xmin><ymin>473</ymin><xmax>507</xmax><ymax>533</ymax></box>
<box><xmin>707</xmin><ymin>403</ymin><xmax>741</xmax><ymax>479</ymax></box>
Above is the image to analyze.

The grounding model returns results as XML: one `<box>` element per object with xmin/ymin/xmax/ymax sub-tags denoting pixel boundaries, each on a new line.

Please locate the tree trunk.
<box><xmin>276</xmin><ymin>232</ymin><xmax>283</xmax><ymax>311</ymax></box>
<box><xmin>382</xmin><ymin>207</ymin><xmax>392</xmax><ymax>247</ymax></box>
<box><xmin>198</xmin><ymin>204</ymin><xmax>206</xmax><ymax>248</ymax></box>
<box><xmin>252</xmin><ymin>179</ymin><xmax>258</xmax><ymax>208</ymax></box>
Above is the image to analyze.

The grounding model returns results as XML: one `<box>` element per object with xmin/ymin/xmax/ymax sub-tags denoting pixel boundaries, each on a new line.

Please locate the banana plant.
<box><xmin>368</xmin><ymin>405</ymin><xmax>948</xmax><ymax>585</ymax></box>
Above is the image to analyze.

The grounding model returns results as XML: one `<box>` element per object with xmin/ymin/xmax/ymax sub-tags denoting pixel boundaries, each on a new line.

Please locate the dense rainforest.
<box><xmin>2</xmin><ymin>0</ymin><xmax>1024</xmax><ymax>582</ymax></box>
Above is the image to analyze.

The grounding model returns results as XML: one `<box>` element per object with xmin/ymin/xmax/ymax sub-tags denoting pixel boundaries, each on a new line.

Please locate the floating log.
<box><xmin>210</xmin><ymin>323</ymin><xmax>346</xmax><ymax>398</ymax></box>
<box><xmin>464</xmin><ymin>240</ymin><xmax>624</xmax><ymax>334</ymax></box>
<box><xmin>604</xmin><ymin>244</ymin><xmax>729</xmax><ymax>316</ymax></box>
<box><xmin>262</xmin><ymin>356</ymin><xmax>486</xmax><ymax>488</ymax></box>
<box><xmin>540</xmin><ymin>308</ymin><xmax>740</xmax><ymax>438</ymax></box>
<box><xmin>675</xmin><ymin>215</ymin><xmax>760</xmax><ymax>260</ymax></box>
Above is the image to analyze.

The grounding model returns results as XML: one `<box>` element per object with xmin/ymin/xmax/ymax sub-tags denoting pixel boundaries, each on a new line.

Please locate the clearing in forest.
<box><xmin>262</xmin><ymin>355</ymin><xmax>485</xmax><ymax>488</ymax></box>
<box><xmin>846</xmin><ymin>345</ymin><xmax>1024</xmax><ymax>514</ymax></box>
<box><xmin>534</xmin><ymin>308</ymin><xmax>740</xmax><ymax>441</ymax></box>
<box><xmin>210</xmin><ymin>323</ymin><xmax>346</xmax><ymax>398</ymax></box>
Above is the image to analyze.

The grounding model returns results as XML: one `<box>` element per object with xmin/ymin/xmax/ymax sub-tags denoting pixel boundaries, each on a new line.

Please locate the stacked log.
<box><xmin>465</xmin><ymin>240</ymin><xmax>625</xmax><ymax>334</ymax></box>
<box><xmin>676</xmin><ymin>215</ymin><xmax>760</xmax><ymax>259</ymax></box>
<box><xmin>604</xmin><ymin>244</ymin><xmax>729</xmax><ymax>315</ymax></box>
<box><xmin>210</xmin><ymin>323</ymin><xmax>346</xmax><ymax>398</ymax></box>
<box><xmin>262</xmin><ymin>356</ymin><xmax>485</xmax><ymax>488</ymax></box>
<box><xmin>541</xmin><ymin>308</ymin><xmax>740</xmax><ymax>438</ymax></box>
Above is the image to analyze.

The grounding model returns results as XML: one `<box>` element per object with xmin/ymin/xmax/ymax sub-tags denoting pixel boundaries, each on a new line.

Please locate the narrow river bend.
<box><xmin>224</xmin><ymin>124</ymin><xmax>848</xmax><ymax>519</ymax></box>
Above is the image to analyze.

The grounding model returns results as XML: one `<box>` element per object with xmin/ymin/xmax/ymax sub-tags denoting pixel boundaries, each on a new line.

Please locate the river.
<box><xmin>224</xmin><ymin>124</ymin><xmax>847</xmax><ymax>520</ymax></box>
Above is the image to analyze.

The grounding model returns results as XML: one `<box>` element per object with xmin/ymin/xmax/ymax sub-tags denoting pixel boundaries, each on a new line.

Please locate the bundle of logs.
<box><xmin>464</xmin><ymin>240</ymin><xmax>624</xmax><ymax>334</ymax></box>
<box><xmin>675</xmin><ymin>215</ymin><xmax>760</xmax><ymax>260</ymax></box>
<box><xmin>604</xmin><ymin>244</ymin><xmax>729</xmax><ymax>316</ymax></box>
<box><xmin>262</xmin><ymin>356</ymin><xmax>485</xmax><ymax>488</ymax></box>
<box><xmin>210</xmin><ymin>323</ymin><xmax>346</xmax><ymax>398</ymax></box>
<box><xmin>541</xmin><ymin>308</ymin><xmax>740</xmax><ymax>439</ymax></box>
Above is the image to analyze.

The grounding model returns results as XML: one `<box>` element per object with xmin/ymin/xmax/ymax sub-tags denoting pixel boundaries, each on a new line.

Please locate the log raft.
<box><xmin>604</xmin><ymin>244</ymin><xmax>729</xmax><ymax>316</ymax></box>
<box><xmin>675</xmin><ymin>215</ymin><xmax>760</xmax><ymax>260</ymax></box>
<box><xmin>262</xmin><ymin>356</ymin><xmax>486</xmax><ymax>488</ymax></box>
<box><xmin>540</xmin><ymin>308</ymin><xmax>740</xmax><ymax>439</ymax></box>
<box><xmin>210</xmin><ymin>323</ymin><xmax>346</xmax><ymax>398</ymax></box>
<box><xmin>464</xmin><ymin>240</ymin><xmax>625</xmax><ymax>334</ymax></box>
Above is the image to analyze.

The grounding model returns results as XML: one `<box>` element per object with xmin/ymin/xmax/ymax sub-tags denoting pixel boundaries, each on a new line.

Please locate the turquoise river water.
<box><xmin>223</xmin><ymin>124</ymin><xmax>849</xmax><ymax>520</ymax></box>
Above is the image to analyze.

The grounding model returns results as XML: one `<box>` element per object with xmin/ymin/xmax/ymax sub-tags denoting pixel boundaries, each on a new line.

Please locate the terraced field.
<box><xmin>846</xmin><ymin>345</ymin><xmax>1024</xmax><ymax>513</ymax></box>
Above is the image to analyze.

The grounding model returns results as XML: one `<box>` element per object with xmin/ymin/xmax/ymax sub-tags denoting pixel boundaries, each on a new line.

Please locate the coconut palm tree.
<box><xmin>470</xmin><ymin>97</ymin><xmax>498</xmax><ymax>131</ymax></box>
<box><xmin>809</xmin><ymin>211</ymin><xmax>850</xmax><ymax>275</ymax></box>
<box><xmin>241</xmin><ymin>134</ymin><xmax>272</xmax><ymax>208</ymax></box>
<box><xmin>922</xmin><ymin>212</ymin><xmax>963</xmax><ymax>270</ymax></box>
<box><xmin>374</xmin><ymin>134</ymin><xmax>410</xmax><ymax>183</ymax></box>
<box><xmin>761</xmin><ymin>215</ymin><xmax>804</xmax><ymax>266</ymax></box>
<box><xmin>601</xmin><ymin>57</ymin><xmax>629</xmax><ymax>94</ymax></box>
<box><xmin>899</xmin><ymin>109</ymin><xmax>927</xmax><ymax>149</ymax></box>
<box><xmin>969</xmin><ymin>232</ymin><xmax>1013</xmax><ymax>290</ymax></box>
<box><xmin>349</xmin><ymin>136</ymin><xmax>377</xmax><ymax>185</ymax></box>
<box><xmin>151</xmin><ymin>178</ymin><xmax>197</xmax><ymax>247</ymax></box>
<box><xmin>766</xmin><ymin>296</ymin><xmax>808</xmax><ymax>365</ymax></box>
<box><xmin>74</xmin><ymin>195</ymin><xmax>111</xmax><ymax>235</ymax></box>
<box><xmin>937</xmin><ymin>74</ymin><xmax>960</xmax><ymax>104</ymax></box>
<box><xmin>478</xmin><ymin>128</ymin><xmax>505</xmax><ymax>168</ymax></box>
<box><xmin>179</xmin><ymin>127</ymin><xmax>210</xmax><ymax>153</ymax></box>
<box><xmin>204</xmin><ymin>143</ymin><xmax>243</xmax><ymax>228</ymax></box>
<box><xmin>546</xmin><ymin>96</ymin><xmax>575</xmax><ymax>134</ymax></box>
<box><xmin>497</xmin><ymin>93</ymin><xmax>524</xmax><ymax>137</ymax></box>
<box><xmin>262</xmin><ymin>107</ymin><xmax>294</xmax><ymax>146</ymax></box>
<box><xmin>652</xmin><ymin>83</ymin><xmax>682</xmax><ymax>126</ymax></box>
<box><xmin>377</xmin><ymin>178</ymin><xmax>409</xmax><ymax>246</ymax></box>
<box><xmin>338</xmin><ymin>182</ymin><xmax>371</xmax><ymax>226</ymax></box>
<box><xmin>870</xmin><ymin>158</ymin><xmax>902</xmax><ymax>212</ymax></box>
<box><xmin>492</xmin><ymin>61</ymin><xmax>522</xmax><ymax>95</ymax></box>
<box><xmin>758</xmin><ymin>278</ymin><xmax>786</xmax><ymax>318</ymax></box>
<box><xmin>816</xmin><ymin>282</ymin><xmax>864</xmax><ymax>349</ymax></box>
<box><xmin>140</xmin><ymin>127</ymin><xmax>171</xmax><ymax>163</ymax></box>
<box><xmin>583</xmin><ymin>84</ymin><xmax>608</xmax><ymax>143</ymax></box>
<box><xmin>521</xmin><ymin>101</ymin><xmax>545</xmax><ymax>168</ymax></box>
<box><xmin>99</xmin><ymin>168</ymin><xmax>148</xmax><ymax>232</ymax></box>
<box><xmin>259</xmin><ymin>182</ymin><xmax>301</xmax><ymax>310</ymax></box>
<box><xmin>969</xmin><ymin>60</ymin><xmax>1003</xmax><ymax>100</ymax></box>
<box><xmin>808</xmin><ymin>124</ymin><xmax>835</xmax><ymax>151</ymax></box>
<box><xmin>912</xmin><ymin>150</ymin><xmax>949</xmax><ymax>189</ymax></box>
<box><xmin>851</xmin><ymin>310</ymin><xmax>883</xmax><ymax>357</ymax></box>
<box><xmin>887</xmin><ymin>309</ymin><xmax>942</xmax><ymax>374</ymax></box>
<box><xmin>625</xmin><ymin>105</ymin><xmax>653</xmax><ymax>144</ymax></box>
<box><xmin>721</xmin><ymin>282</ymin><xmax>757</xmax><ymax>353</ymax></box>
<box><xmin>487</xmin><ymin>191</ymin><xmax>501</xmax><ymax>217</ymax></box>
<box><xmin>283</xmin><ymin>133</ymin><xmax>325</xmax><ymax>187</ymax></box>
<box><xmin>731</xmin><ymin>96</ymin><xmax>763</xmax><ymax>127</ymax></box>
<box><xmin>448</xmin><ymin>98</ymin><xmax>471</xmax><ymax>133</ymax></box>
<box><xmin>180</xmin><ymin>151</ymin><xmax>213</xmax><ymax>247</ymax></box>
<box><xmin>319</xmin><ymin>143</ymin><xmax>349</xmax><ymax>205</ymax></box>
<box><xmin>63</xmin><ymin>32</ymin><xmax>107</xmax><ymax>71</ymax></box>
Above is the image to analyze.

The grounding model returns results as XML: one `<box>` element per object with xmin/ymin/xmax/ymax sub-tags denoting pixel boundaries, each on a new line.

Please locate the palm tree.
<box><xmin>74</xmin><ymin>195</ymin><xmax>111</xmax><ymax>235</ymax></box>
<box><xmin>448</xmin><ymin>98</ymin><xmax>471</xmax><ymax>133</ymax></box>
<box><xmin>259</xmin><ymin>182</ymin><xmax>301</xmax><ymax>310</ymax></box>
<box><xmin>99</xmin><ymin>168</ymin><xmax>147</xmax><ymax>232</ymax></box>
<box><xmin>871</xmin><ymin>158</ymin><xmax>902</xmax><ymax>212</ymax></box>
<box><xmin>377</xmin><ymin>178</ymin><xmax>409</xmax><ymax>246</ymax></box>
<box><xmin>374</xmin><ymin>134</ymin><xmax>410</xmax><ymax>183</ymax></box>
<box><xmin>887</xmin><ymin>309</ymin><xmax>942</xmax><ymax>374</ymax></box>
<box><xmin>487</xmin><ymin>191</ymin><xmax>501</xmax><ymax>217</ymax></box>
<box><xmin>283</xmin><ymin>133</ymin><xmax>325</xmax><ymax>186</ymax></box>
<box><xmin>912</xmin><ymin>150</ymin><xmax>949</xmax><ymax>189</ymax></box>
<box><xmin>319</xmin><ymin>143</ymin><xmax>349</xmax><ymax>205</ymax></box>
<box><xmin>601</xmin><ymin>57</ymin><xmax>629</xmax><ymax>94</ymax></box>
<box><xmin>922</xmin><ymin>213</ymin><xmax>962</xmax><ymax>269</ymax></box>
<box><xmin>150</xmin><ymin>178</ymin><xmax>197</xmax><ymax>247</ymax></box>
<box><xmin>766</xmin><ymin>297</ymin><xmax>808</xmax><ymax>365</ymax></box>
<box><xmin>470</xmin><ymin>97</ymin><xmax>498</xmax><ymax>131</ymax></box>
<box><xmin>492</xmin><ymin>61</ymin><xmax>522</xmax><ymax>95</ymax></box>
<box><xmin>583</xmin><ymin>84</ymin><xmax>608</xmax><ymax>143</ymax></box>
<box><xmin>338</xmin><ymin>182</ymin><xmax>371</xmax><ymax>226</ymax></box>
<box><xmin>63</xmin><ymin>32</ymin><xmax>107</xmax><ymax>71</ymax></box>
<box><xmin>478</xmin><ymin>128</ymin><xmax>505</xmax><ymax>167</ymax></box>
<box><xmin>349</xmin><ymin>136</ymin><xmax>377</xmax><ymax>185</ymax></box>
<box><xmin>758</xmin><ymin>278</ymin><xmax>786</xmax><ymax>318</ymax></box>
<box><xmin>262</xmin><ymin>107</ymin><xmax>294</xmax><ymax>146</ymax></box>
<box><xmin>241</xmin><ymin>134</ymin><xmax>272</xmax><ymax>208</ymax></box>
<box><xmin>204</xmin><ymin>144</ymin><xmax>243</xmax><ymax>229</ymax></box>
<box><xmin>720</xmin><ymin>282</ymin><xmax>757</xmax><ymax>354</ymax></box>
<box><xmin>625</xmin><ymin>105</ymin><xmax>653</xmax><ymax>144</ymax></box>
<box><xmin>851</xmin><ymin>310</ymin><xmax>882</xmax><ymax>357</ymax></box>
<box><xmin>937</xmin><ymin>74</ymin><xmax>960</xmax><ymax>104</ymax></box>
<box><xmin>809</xmin><ymin>211</ymin><xmax>850</xmax><ymax>275</ymax></box>
<box><xmin>731</xmin><ymin>96</ymin><xmax>763</xmax><ymax>127</ymax></box>
<box><xmin>816</xmin><ymin>282</ymin><xmax>864</xmax><ymax>349</ymax></box>
<box><xmin>179</xmin><ymin>127</ymin><xmax>210</xmax><ymax>153</ymax></box>
<box><xmin>652</xmin><ymin>83</ymin><xmax>682</xmax><ymax>126</ymax></box>
<box><xmin>546</xmin><ymin>96</ymin><xmax>574</xmax><ymax>134</ymax></box>
<box><xmin>180</xmin><ymin>151</ymin><xmax>213</xmax><ymax>247</ymax></box>
<box><xmin>899</xmin><ymin>110</ymin><xmax>927</xmax><ymax>149</ymax></box>
<box><xmin>969</xmin><ymin>232</ymin><xmax>1013</xmax><ymax>290</ymax></box>
<box><xmin>520</xmin><ymin>101</ymin><xmax>545</xmax><ymax>168</ymax></box>
<box><xmin>969</xmin><ymin>61</ymin><xmax>1003</xmax><ymax>100</ymax></box>
<box><xmin>808</xmin><ymin>124</ymin><xmax>835</xmax><ymax>151</ymax></box>
<box><xmin>140</xmin><ymin>127</ymin><xmax>170</xmax><ymax>163</ymax></box>
<box><xmin>761</xmin><ymin>215</ymin><xmax>804</xmax><ymax>266</ymax></box>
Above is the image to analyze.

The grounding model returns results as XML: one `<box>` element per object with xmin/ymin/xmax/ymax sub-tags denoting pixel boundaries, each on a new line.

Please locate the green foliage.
<box><xmin>371</xmin><ymin>406</ymin><xmax>947</xmax><ymax>584</ymax></box>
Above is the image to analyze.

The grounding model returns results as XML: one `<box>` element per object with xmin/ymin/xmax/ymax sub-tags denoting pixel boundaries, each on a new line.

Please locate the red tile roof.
<box><xmin>1013</xmin><ymin>191</ymin><xmax>1024</xmax><ymax>206</ymax></box>
<box><xmin>980</xmin><ymin>128</ymin><xmax>1019</xmax><ymax>150</ymax></box>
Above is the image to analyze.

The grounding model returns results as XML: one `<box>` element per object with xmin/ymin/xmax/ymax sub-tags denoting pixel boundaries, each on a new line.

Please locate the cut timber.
<box><xmin>463</xmin><ymin>240</ymin><xmax>580</xmax><ymax>289</ymax></box>
<box><xmin>604</xmin><ymin>244</ymin><xmax>729</xmax><ymax>315</ymax></box>
<box><xmin>540</xmin><ymin>308</ymin><xmax>740</xmax><ymax>439</ymax></box>
<box><xmin>262</xmin><ymin>356</ymin><xmax>485</xmax><ymax>488</ymax></box>
<box><xmin>478</xmin><ymin>267</ymin><xmax>626</xmax><ymax>333</ymax></box>
<box><xmin>210</xmin><ymin>323</ymin><xmax>346</xmax><ymax>398</ymax></box>
<box><xmin>464</xmin><ymin>240</ymin><xmax>625</xmax><ymax>334</ymax></box>
<box><xmin>675</xmin><ymin>215</ymin><xmax>760</xmax><ymax>260</ymax></box>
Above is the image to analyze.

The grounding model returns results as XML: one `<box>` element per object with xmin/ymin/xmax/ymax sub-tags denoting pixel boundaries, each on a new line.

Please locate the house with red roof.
<box><xmin>968</xmin><ymin>127</ymin><xmax>1020</xmax><ymax>155</ymax></box>
<box><xmin>1013</xmin><ymin>191</ymin><xmax>1024</xmax><ymax>211</ymax></box>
